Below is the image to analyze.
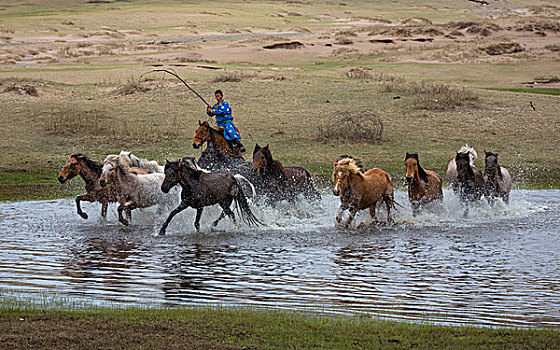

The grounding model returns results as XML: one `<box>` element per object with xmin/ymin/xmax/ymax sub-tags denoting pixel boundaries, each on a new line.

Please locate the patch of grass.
<box><xmin>1</xmin><ymin>303</ymin><xmax>559</xmax><ymax>350</ymax></box>
<box><xmin>115</xmin><ymin>76</ymin><xmax>150</xmax><ymax>95</ymax></box>
<box><xmin>484</xmin><ymin>87</ymin><xmax>560</xmax><ymax>96</ymax></box>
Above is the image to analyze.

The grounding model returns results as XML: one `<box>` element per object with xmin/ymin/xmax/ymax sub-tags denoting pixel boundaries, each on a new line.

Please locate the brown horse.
<box><xmin>483</xmin><ymin>151</ymin><xmax>512</xmax><ymax>205</ymax></box>
<box><xmin>192</xmin><ymin>120</ymin><xmax>243</xmax><ymax>159</ymax></box>
<box><xmin>58</xmin><ymin>153</ymin><xmax>120</xmax><ymax>219</ymax></box>
<box><xmin>332</xmin><ymin>158</ymin><xmax>394</xmax><ymax>228</ymax></box>
<box><xmin>251</xmin><ymin>144</ymin><xmax>320</xmax><ymax>202</ymax></box>
<box><xmin>404</xmin><ymin>152</ymin><xmax>443</xmax><ymax>215</ymax></box>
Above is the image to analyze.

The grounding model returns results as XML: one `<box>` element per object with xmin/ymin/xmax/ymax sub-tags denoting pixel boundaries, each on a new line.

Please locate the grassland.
<box><xmin>0</xmin><ymin>0</ymin><xmax>559</xmax><ymax>201</ymax></box>
<box><xmin>2</xmin><ymin>303</ymin><xmax>560</xmax><ymax>349</ymax></box>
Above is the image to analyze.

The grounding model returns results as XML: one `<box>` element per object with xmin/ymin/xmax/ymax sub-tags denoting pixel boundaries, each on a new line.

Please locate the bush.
<box><xmin>317</xmin><ymin>111</ymin><xmax>383</xmax><ymax>144</ymax></box>
<box><xmin>115</xmin><ymin>77</ymin><xmax>149</xmax><ymax>95</ymax></box>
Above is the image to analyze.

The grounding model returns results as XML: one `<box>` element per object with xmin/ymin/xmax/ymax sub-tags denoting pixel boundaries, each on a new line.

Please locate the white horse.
<box><xmin>119</xmin><ymin>151</ymin><xmax>164</xmax><ymax>173</ymax></box>
<box><xmin>100</xmin><ymin>154</ymin><xmax>171</xmax><ymax>225</ymax></box>
<box><xmin>446</xmin><ymin>144</ymin><xmax>477</xmax><ymax>190</ymax></box>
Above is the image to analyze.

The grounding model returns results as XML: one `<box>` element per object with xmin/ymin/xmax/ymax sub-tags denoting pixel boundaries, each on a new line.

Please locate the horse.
<box><xmin>58</xmin><ymin>153</ymin><xmax>116</xmax><ymax>219</ymax></box>
<box><xmin>404</xmin><ymin>152</ymin><xmax>443</xmax><ymax>215</ymax></box>
<box><xmin>483</xmin><ymin>151</ymin><xmax>512</xmax><ymax>205</ymax></box>
<box><xmin>193</xmin><ymin>120</ymin><xmax>243</xmax><ymax>159</ymax></box>
<box><xmin>251</xmin><ymin>144</ymin><xmax>321</xmax><ymax>202</ymax></box>
<box><xmin>336</xmin><ymin>154</ymin><xmax>366</xmax><ymax>172</ymax></box>
<box><xmin>446</xmin><ymin>144</ymin><xmax>477</xmax><ymax>191</ymax></box>
<box><xmin>455</xmin><ymin>151</ymin><xmax>485</xmax><ymax>216</ymax></box>
<box><xmin>119</xmin><ymin>151</ymin><xmax>164</xmax><ymax>173</ymax></box>
<box><xmin>99</xmin><ymin>154</ymin><xmax>170</xmax><ymax>226</ymax></box>
<box><xmin>332</xmin><ymin>157</ymin><xmax>394</xmax><ymax>228</ymax></box>
<box><xmin>158</xmin><ymin>157</ymin><xmax>261</xmax><ymax>234</ymax></box>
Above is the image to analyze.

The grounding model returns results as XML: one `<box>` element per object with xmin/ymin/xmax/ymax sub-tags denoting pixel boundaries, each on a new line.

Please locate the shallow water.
<box><xmin>0</xmin><ymin>189</ymin><xmax>559</xmax><ymax>328</ymax></box>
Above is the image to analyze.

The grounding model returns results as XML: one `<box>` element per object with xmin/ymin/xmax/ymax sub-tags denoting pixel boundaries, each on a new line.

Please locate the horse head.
<box><xmin>455</xmin><ymin>152</ymin><xmax>473</xmax><ymax>180</ymax></box>
<box><xmin>332</xmin><ymin>158</ymin><xmax>356</xmax><ymax>196</ymax></box>
<box><xmin>405</xmin><ymin>152</ymin><xmax>429</xmax><ymax>184</ymax></box>
<box><xmin>100</xmin><ymin>154</ymin><xmax>127</xmax><ymax>187</ymax></box>
<box><xmin>193</xmin><ymin>120</ymin><xmax>211</xmax><ymax>149</ymax></box>
<box><xmin>58</xmin><ymin>153</ymin><xmax>85</xmax><ymax>184</ymax></box>
<box><xmin>161</xmin><ymin>159</ymin><xmax>180</xmax><ymax>193</ymax></box>
<box><xmin>251</xmin><ymin>143</ymin><xmax>271</xmax><ymax>173</ymax></box>
<box><xmin>484</xmin><ymin>151</ymin><xmax>499</xmax><ymax>175</ymax></box>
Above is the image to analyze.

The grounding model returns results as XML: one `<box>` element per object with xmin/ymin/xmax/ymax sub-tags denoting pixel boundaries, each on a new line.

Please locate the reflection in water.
<box><xmin>0</xmin><ymin>190</ymin><xmax>559</xmax><ymax>328</ymax></box>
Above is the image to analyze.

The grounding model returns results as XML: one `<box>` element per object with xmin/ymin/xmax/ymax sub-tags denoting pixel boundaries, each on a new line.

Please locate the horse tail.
<box><xmin>234</xmin><ymin>182</ymin><xmax>263</xmax><ymax>227</ymax></box>
<box><xmin>234</xmin><ymin>174</ymin><xmax>256</xmax><ymax>200</ymax></box>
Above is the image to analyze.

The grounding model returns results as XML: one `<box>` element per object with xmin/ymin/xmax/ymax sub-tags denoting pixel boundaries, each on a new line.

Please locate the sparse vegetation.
<box><xmin>115</xmin><ymin>77</ymin><xmax>150</xmax><ymax>95</ymax></box>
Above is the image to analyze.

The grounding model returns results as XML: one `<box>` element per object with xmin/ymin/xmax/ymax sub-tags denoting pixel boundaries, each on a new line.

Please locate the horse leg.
<box><xmin>503</xmin><ymin>193</ymin><xmax>509</xmax><ymax>205</ymax></box>
<box><xmin>117</xmin><ymin>203</ymin><xmax>129</xmax><ymax>226</ymax></box>
<box><xmin>213</xmin><ymin>199</ymin><xmax>235</xmax><ymax>227</ymax></box>
<box><xmin>159</xmin><ymin>202</ymin><xmax>189</xmax><ymax>236</ymax></box>
<box><xmin>76</xmin><ymin>194</ymin><xmax>93</xmax><ymax>219</ymax></box>
<box><xmin>101</xmin><ymin>202</ymin><xmax>108</xmax><ymax>219</ymax></box>
<box><xmin>335</xmin><ymin>205</ymin><xmax>345</xmax><ymax>223</ymax></box>
<box><xmin>369</xmin><ymin>204</ymin><xmax>378</xmax><ymax>225</ymax></box>
<box><xmin>384</xmin><ymin>195</ymin><xmax>394</xmax><ymax>224</ymax></box>
<box><xmin>345</xmin><ymin>207</ymin><xmax>359</xmax><ymax>229</ymax></box>
<box><xmin>194</xmin><ymin>208</ymin><xmax>203</xmax><ymax>232</ymax></box>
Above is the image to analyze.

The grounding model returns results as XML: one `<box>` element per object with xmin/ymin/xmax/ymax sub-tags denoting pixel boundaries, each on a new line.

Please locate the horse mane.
<box><xmin>71</xmin><ymin>153</ymin><xmax>103</xmax><ymax>177</ymax></box>
<box><xmin>405</xmin><ymin>153</ymin><xmax>429</xmax><ymax>184</ymax></box>
<box><xmin>337</xmin><ymin>155</ymin><xmax>365</xmax><ymax>172</ymax></box>
<box><xmin>458</xmin><ymin>144</ymin><xmax>477</xmax><ymax>166</ymax></box>
<box><xmin>335</xmin><ymin>158</ymin><xmax>362</xmax><ymax>176</ymax></box>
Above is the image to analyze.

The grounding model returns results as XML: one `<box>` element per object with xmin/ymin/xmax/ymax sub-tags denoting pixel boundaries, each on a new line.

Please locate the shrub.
<box><xmin>317</xmin><ymin>111</ymin><xmax>383</xmax><ymax>144</ymax></box>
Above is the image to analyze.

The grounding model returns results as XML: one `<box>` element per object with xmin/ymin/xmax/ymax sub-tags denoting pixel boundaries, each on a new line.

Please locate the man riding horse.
<box><xmin>206</xmin><ymin>90</ymin><xmax>246</xmax><ymax>153</ymax></box>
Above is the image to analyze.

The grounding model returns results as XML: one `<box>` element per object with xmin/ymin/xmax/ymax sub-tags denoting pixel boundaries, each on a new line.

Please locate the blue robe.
<box><xmin>206</xmin><ymin>100</ymin><xmax>241</xmax><ymax>140</ymax></box>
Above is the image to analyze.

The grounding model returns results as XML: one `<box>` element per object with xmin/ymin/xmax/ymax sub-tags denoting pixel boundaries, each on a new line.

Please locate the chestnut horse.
<box><xmin>483</xmin><ymin>151</ymin><xmax>512</xmax><ymax>205</ymax></box>
<box><xmin>192</xmin><ymin>120</ymin><xmax>243</xmax><ymax>159</ymax></box>
<box><xmin>251</xmin><ymin>144</ymin><xmax>321</xmax><ymax>202</ymax></box>
<box><xmin>332</xmin><ymin>157</ymin><xmax>394</xmax><ymax>228</ymax></box>
<box><xmin>405</xmin><ymin>152</ymin><xmax>443</xmax><ymax>215</ymax></box>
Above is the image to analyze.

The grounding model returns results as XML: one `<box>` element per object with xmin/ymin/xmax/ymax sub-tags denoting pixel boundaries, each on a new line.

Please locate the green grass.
<box><xmin>2</xmin><ymin>302</ymin><xmax>559</xmax><ymax>349</ymax></box>
<box><xmin>484</xmin><ymin>87</ymin><xmax>560</xmax><ymax>96</ymax></box>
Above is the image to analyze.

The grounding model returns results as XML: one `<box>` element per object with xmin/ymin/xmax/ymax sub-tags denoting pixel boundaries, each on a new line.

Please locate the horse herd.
<box><xmin>57</xmin><ymin>121</ymin><xmax>513</xmax><ymax>233</ymax></box>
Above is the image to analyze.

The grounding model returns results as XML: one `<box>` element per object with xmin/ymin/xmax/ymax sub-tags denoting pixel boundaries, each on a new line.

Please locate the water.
<box><xmin>0</xmin><ymin>189</ymin><xmax>559</xmax><ymax>328</ymax></box>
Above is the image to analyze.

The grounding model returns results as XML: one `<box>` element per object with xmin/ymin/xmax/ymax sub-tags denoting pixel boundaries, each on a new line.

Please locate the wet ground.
<box><xmin>0</xmin><ymin>189</ymin><xmax>558</xmax><ymax>328</ymax></box>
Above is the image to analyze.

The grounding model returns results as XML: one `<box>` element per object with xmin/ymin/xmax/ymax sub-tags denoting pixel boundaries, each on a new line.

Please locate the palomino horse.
<box><xmin>99</xmin><ymin>155</ymin><xmax>170</xmax><ymax>226</ymax></box>
<box><xmin>332</xmin><ymin>157</ymin><xmax>394</xmax><ymax>228</ymax></box>
<box><xmin>193</xmin><ymin>120</ymin><xmax>243</xmax><ymax>159</ymax></box>
<box><xmin>119</xmin><ymin>151</ymin><xmax>164</xmax><ymax>173</ymax></box>
<box><xmin>405</xmin><ymin>152</ymin><xmax>443</xmax><ymax>215</ymax></box>
<box><xmin>58</xmin><ymin>153</ymin><xmax>115</xmax><ymax>219</ymax></box>
<box><xmin>455</xmin><ymin>152</ymin><xmax>485</xmax><ymax>216</ymax></box>
<box><xmin>446</xmin><ymin>144</ymin><xmax>477</xmax><ymax>191</ymax></box>
<box><xmin>251</xmin><ymin>144</ymin><xmax>321</xmax><ymax>202</ymax></box>
<box><xmin>158</xmin><ymin>157</ymin><xmax>261</xmax><ymax>234</ymax></box>
<box><xmin>484</xmin><ymin>151</ymin><xmax>512</xmax><ymax>205</ymax></box>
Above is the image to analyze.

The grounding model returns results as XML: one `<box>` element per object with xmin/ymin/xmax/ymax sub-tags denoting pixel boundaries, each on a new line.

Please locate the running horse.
<box><xmin>455</xmin><ymin>151</ymin><xmax>485</xmax><ymax>216</ymax></box>
<box><xmin>483</xmin><ymin>151</ymin><xmax>512</xmax><ymax>205</ymax></box>
<box><xmin>251</xmin><ymin>144</ymin><xmax>321</xmax><ymax>202</ymax></box>
<box><xmin>193</xmin><ymin>120</ymin><xmax>243</xmax><ymax>159</ymax></box>
<box><xmin>404</xmin><ymin>152</ymin><xmax>443</xmax><ymax>215</ymax></box>
<box><xmin>332</xmin><ymin>157</ymin><xmax>394</xmax><ymax>228</ymax></box>
<box><xmin>57</xmin><ymin>153</ymin><xmax>148</xmax><ymax>219</ymax></box>
<box><xmin>158</xmin><ymin>157</ymin><xmax>261</xmax><ymax>234</ymax></box>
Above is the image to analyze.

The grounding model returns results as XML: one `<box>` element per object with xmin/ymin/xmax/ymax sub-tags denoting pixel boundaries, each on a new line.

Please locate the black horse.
<box><xmin>158</xmin><ymin>157</ymin><xmax>261</xmax><ymax>235</ymax></box>
<box><xmin>252</xmin><ymin>144</ymin><xmax>321</xmax><ymax>203</ymax></box>
<box><xmin>455</xmin><ymin>152</ymin><xmax>485</xmax><ymax>216</ymax></box>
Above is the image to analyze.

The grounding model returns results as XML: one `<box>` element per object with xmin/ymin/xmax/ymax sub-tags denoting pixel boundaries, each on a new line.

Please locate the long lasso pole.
<box><xmin>140</xmin><ymin>69</ymin><xmax>211</xmax><ymax>107</ymax></box>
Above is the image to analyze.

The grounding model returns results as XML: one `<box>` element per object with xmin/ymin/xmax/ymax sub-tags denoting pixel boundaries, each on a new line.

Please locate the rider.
<box><xmin>206</xmin><ymin>89</ymin><xmax>246</xmax><ymax>153</ymax></box>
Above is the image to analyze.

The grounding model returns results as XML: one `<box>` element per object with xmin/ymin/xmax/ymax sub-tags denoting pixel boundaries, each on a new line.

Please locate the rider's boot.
<box><xmin>233</xmin><ymin>139</ymin><xmax>246</xmax><ymax>153</ymax></box>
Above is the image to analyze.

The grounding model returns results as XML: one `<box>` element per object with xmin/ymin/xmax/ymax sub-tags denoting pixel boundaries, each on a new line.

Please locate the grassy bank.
<box><xmin>2</xmin><ymin>304</ymin><xmax>559</xmax><ymax>349</ymax></box>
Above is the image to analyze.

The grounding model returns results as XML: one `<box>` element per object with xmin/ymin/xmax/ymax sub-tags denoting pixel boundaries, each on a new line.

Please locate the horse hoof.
<box><xmin>158</xmin><ymin>229</ymin><xmax>166</xmax><ymax>236</ymax></box>
<box><xmin>79</xmin><ymin>213</ymin><xmax>88</xmax><ymax>220</ymax></box>
<box><xmin>120</xmin><ymin>219</ymin><xmax>129</xmax><ymax>226</ymax></box>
